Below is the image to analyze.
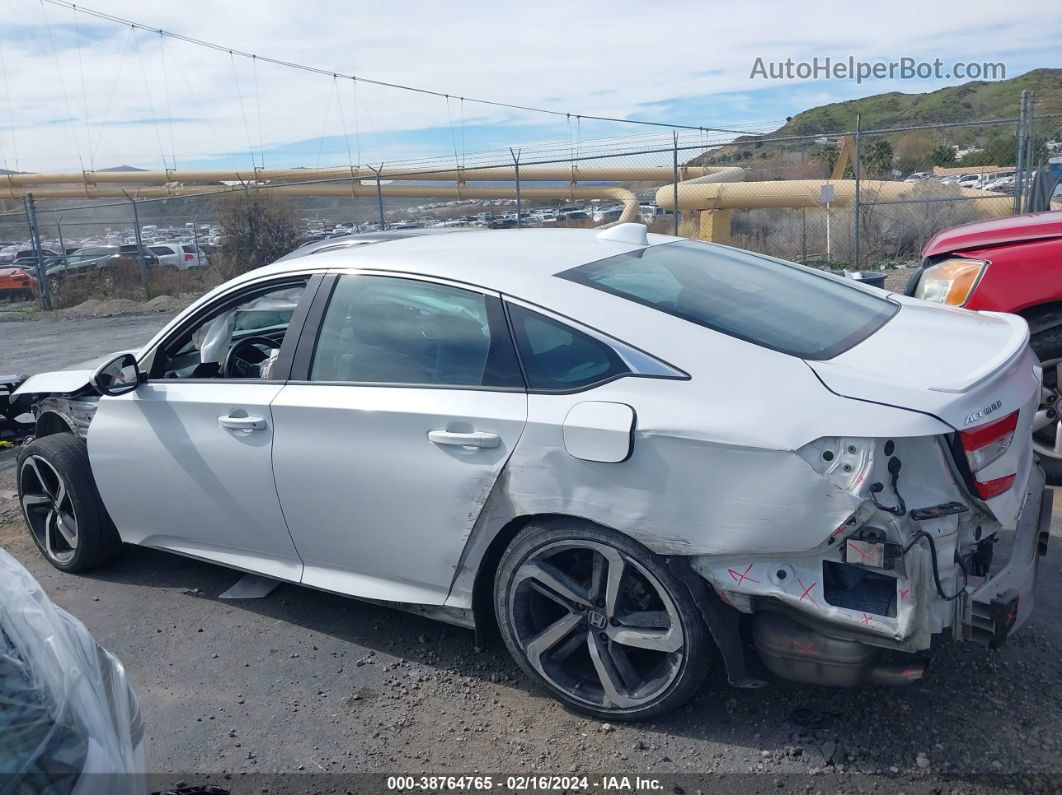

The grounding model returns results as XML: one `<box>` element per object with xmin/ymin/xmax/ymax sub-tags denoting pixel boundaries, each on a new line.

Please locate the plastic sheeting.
<box><xmin>0</xmin><ymin>549</ymin><xmax>147</xmax><ymax>795</ymax></box>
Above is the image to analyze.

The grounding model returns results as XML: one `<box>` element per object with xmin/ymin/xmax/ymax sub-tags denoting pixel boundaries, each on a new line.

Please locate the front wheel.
<box><xmin>1031</xmin><ymin>328</ymin><xmax>1062</xmax><ymax>485</ymax></box>
<box><xmin>16</xmin><ymin>434</ymin><xmax>121</xmax><ymax>572</ymax></box>
<box><xmin>494</xmin><ymin>519</ymin><xmax>710</xmax><ymax>720</ymax></box>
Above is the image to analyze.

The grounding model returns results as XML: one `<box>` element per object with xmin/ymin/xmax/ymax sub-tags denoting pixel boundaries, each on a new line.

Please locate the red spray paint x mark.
<box><xmin>861</xmin><ymin>613</ymin><xmax>873</xmax><ymax>625</ymax></box>
<box><xmin>789</xmin><ymin>639</ymin><xmax>816</xmax><ymax>656</ymax></box>
<box><xmin>899</xmin><ymin>586</ymin><xmax>913</xmax><ymax>601</ymax></box>
<box><xmin>727</xmin><ymin>563</ymin><xmax>759</xmax><ymax>587</ymax></box>
<box><xmin>848</xmin><ymin>541</ymin><xmax>876</xmax><ymax>563</ymax></box>
<box><xmin>797</xmin><ymin>579</ymin><xmax>818</xmax><ymax>607</ymax></box>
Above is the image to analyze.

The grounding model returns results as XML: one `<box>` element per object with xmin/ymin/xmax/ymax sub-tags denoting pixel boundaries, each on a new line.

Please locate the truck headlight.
<box><xmin>913</xmin><ymin>258</ymin><xmax>988</xmax><ymax>306</ymax></box>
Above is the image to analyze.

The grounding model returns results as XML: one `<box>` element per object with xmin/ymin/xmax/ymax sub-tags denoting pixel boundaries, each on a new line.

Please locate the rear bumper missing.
<box><xmin>964</xmin><ymin>464</ymin><xmax>1051</xmax><ymax>647</ymax></box>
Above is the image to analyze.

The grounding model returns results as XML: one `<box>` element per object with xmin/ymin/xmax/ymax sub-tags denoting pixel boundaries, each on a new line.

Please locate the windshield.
<box><xmin>558</xmin><ymin>240</ymin><xmax>897</xmax><ymax>360</ymax></box>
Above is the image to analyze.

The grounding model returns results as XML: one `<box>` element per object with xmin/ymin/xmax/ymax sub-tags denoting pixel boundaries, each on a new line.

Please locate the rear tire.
<box><xmin>16</xmin><ymin>434</ymin><xmax>121</xmax><ymax>572</ymax></box>
<box><xmin>1031</xmin><ymin>327</ymin><xmax>1062</xmax><ymax>485</ymax></box>
<box><xmin>494</xmin><ymin>519</ymin><xmax>710</xmax><ymax>720</ymax></box>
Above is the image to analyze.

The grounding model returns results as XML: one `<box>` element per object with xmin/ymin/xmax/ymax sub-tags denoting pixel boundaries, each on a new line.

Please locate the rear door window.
<box><xmin>309</xmin><ymin>275</ymin><xmax>522</xmax><ymax>388</ymax></box>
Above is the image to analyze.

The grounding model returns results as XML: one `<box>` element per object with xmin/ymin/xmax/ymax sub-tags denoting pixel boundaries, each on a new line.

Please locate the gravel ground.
<box><xmin>3</xmin><ymin>299</ymin><xmax>1062</xmax><ymax>793</ymax></box>
<box><xmin>0</xmin><ymin>312</ymin><xmax>175</xmax><ymax>374</ymax></box>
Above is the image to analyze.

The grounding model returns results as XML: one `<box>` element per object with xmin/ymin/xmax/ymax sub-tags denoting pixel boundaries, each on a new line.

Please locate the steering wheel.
<box><xmin>223</xmin><ymin>336</ymin><xmax>282</xmax><ymax>378</ymax></box>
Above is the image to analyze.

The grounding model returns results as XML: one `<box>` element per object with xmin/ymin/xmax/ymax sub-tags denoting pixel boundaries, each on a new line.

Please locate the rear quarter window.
<box><xmin>558</xmin><ymin>240</ymin><xmax>897</xmax><ymax>360</ymax></box>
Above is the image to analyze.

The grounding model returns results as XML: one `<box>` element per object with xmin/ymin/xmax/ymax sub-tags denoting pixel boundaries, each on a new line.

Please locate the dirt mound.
<box><xmin>61</xmin><ymin>298</ymin><xmax>148</xmax><ymax>318</ymax></box>
<box><xmin>143</xmin><ymin>295</ymin><xmax>187</xmax><ymax>313</ymax></box>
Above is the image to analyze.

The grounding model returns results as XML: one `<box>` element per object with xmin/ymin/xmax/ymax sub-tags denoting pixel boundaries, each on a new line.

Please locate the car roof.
<box><xmin>256</xmin><ymin>227</ymin><xmax>680</xmax><ymax>300</ymax></box>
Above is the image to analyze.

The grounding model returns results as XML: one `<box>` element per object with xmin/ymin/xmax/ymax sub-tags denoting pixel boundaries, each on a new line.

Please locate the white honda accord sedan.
<box><xmin>12</xmin><ymin>224</ymin><xmax>1050</xmax><ymax>719</ymax></box>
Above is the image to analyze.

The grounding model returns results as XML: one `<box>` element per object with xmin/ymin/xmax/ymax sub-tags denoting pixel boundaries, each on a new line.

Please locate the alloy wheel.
<box><xmin>1033</xmin><ymin>358</ymin><xmax>1062</xmax><ymax>460</ymax></box>
<box><xmin>507</xmin><ymin>540</ymin><xmax>685</xmax><ymax>711</ymax></box>
<box><xmin>19</xmin><ymin>455</ymin><xmax>79</xmax><ymax>564</ymax></box>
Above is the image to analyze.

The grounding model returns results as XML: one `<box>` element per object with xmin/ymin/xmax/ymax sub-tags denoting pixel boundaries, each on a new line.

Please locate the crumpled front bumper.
<box><xmin>963</xmin><ymin>464</ymin><xmax>1051</xmax><ymax>648</ymax></box>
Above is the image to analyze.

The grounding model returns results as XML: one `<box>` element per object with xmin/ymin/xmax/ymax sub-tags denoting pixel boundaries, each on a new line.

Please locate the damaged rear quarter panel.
<box><xmin>446</xmin><ymin>357</ymin><xmax>950</xmax><ymax>609</ymax></box>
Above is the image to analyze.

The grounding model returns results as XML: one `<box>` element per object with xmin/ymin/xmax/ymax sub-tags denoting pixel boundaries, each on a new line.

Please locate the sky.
<box><xmin>0</xmin><ymin>0</ymin><xmax>1059</xmax><ymax>173</ymax></box>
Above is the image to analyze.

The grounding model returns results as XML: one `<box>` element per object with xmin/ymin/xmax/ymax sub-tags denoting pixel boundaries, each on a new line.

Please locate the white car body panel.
<box><xmin>270</xmin><ymin>384</ymin><xmax>527</xmax><ymax>604</ymax></box>
<box><xmin>87</xmin><ymin>382</ymin><xmax>303</xmax><ymax>582</ymax></box>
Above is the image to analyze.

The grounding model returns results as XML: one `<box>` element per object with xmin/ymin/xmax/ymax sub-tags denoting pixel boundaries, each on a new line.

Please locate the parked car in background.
<box><xmin>10</xmin><ymin>225</ymin><xmax>1049</xmax><ymax>720</ymax></box>
<box><xmin>149</xmin><ymin>242</ymin><xmax>209</xmax><ymax>269</ymax></box>
<box><xmin>117</xmin><ymin>244</ymin><xmax>162</xmax><ymax>265</ymax></box>
<box><xmin>46</xmin><ymin>246</ymin><xmax>122</xmax><ymax>278</ymax></box>
<box><xmin>0</xmin><ymin>264</ymin><xmax>37</xmax><ymax>300</ymax></box>
<box><xmin>906</xmin><ymin>210</ymin><xmax>1062</xmax><ymax>483</ymax></box>
<box><xmin>47</xmin><ymin>246</ymin><xmax>159</xmax><ymax>282</ymax></box>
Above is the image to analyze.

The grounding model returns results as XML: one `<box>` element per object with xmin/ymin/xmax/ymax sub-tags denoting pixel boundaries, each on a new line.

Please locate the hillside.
<box><xmin>774</xmin><ymin>68</ymin><xmax>1061</xmax><ymax>137</ymax></box>
<box><xmin>695</xmin><ymin>68</ymin><xmax>1062</xmax><ymax>174</ymax></box>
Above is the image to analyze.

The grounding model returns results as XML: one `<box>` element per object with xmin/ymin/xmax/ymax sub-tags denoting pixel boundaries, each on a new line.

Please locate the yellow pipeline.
<box><xmin>655</xmin><ymin>178</ymin><xmax>1012</xmax><ymax>217</ymax></box>
<box><xmin>0</xmin><ymin>165</ymin><xmax>724</xmax><ymax>187</ymax></box>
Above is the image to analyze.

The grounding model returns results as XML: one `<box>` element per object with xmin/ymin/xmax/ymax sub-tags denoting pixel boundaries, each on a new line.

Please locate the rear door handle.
<box><xmin>218</xmin><ymin>414</ymin><xmax>267</xmax><ymax>432</ymax></box>
<box><xmin>428</xmin><ymin>429</ymin><xmax>500</xmax><ymax>449</ymax></box>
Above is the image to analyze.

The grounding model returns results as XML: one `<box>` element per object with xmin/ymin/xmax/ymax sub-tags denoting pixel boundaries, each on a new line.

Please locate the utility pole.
<box><xmin>24</xmin><ymin>192</ymin><xmax>51</xmax><ymax>310</ymax></box>
<box><xmin>124</xmin><ymin>192</ymin><xmax>150</xmax><ymax>298</ymax></box>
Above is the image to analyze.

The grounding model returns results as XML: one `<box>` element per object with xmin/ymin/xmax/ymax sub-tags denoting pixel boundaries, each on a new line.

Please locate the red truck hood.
<box><xmin>922</xmin><ymin>210</ymin><xmax>1062</xmax><ymax>257</ymax></box>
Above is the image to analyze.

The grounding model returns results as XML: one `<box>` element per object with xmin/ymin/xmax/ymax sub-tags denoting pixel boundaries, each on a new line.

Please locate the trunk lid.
<box><xmin>808</xmin><ymin>297</ymin><xmax>1038</xmax><ymax>432</ymax></box>
<box><xmin>809</xmin><ymin>298</ymin><xmax>1041</xmax><ymax>523</ymax></box>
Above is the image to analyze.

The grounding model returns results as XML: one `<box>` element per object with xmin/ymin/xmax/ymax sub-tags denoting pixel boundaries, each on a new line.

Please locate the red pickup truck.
<box><xmin>905</xmin><ymin>210</ymin><xmax>1062</xmax><ymax>482</ymax></box>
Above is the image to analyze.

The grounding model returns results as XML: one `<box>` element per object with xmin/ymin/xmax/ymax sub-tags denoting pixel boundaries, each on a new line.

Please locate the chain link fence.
<box><xmin>3</xmin><ymin>92</ymin><xmax>1059</xmax><ymax>311</ymax></box>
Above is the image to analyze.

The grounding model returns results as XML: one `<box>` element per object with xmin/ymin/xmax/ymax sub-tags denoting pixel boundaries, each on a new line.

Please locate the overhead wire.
<box><xmin>158</xmin><ymin>31</ymin><xmax>177</xmax><ymax>170</ymax></box>
<box><xmin>228</xmin><ymin>51</ymin><xmax>256</xmax><ymax>170</ymax></box>
<box><xmin>0</xmin><ymin>36</ymin><xmax>18</xmax><ymax>172</ymax></box>
<box><xmin>72</xmin><ymin>3</ymin><xmax>94</xmax><ymax>170</ymax></box>
<box><xmin>130</xmin><ymin>25</ymin><xmax>168</xmax><ymax>172</ymax></box>
<box><xmin>39</xmin><ymin>0</ymin><xmax>754</xmax><ymax>135</ymax></box>
<box><xmin>38</xmin><ymin>0</ymin><xmax>85</xmax><ymax>171</ymax></box>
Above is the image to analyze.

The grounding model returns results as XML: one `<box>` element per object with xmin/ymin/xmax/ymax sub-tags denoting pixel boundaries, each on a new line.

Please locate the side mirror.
<box><xmin>92</xmin><ymin>353</ymin><xmax>141</xmax><ymax>397</ymax></box>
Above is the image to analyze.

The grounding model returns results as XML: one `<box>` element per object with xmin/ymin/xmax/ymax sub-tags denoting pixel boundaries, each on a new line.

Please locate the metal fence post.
<box><xmin>57</xmin><ymin>216</ymin><xmax>66</xmax><ymax>265</ymax></box>
<box><xmin>510</xmin><ymin>148</ymin><xmax>522</xmax><ymax>228</ymax></box>
<box><xmin>24</xmin><ymin>192</ymin><xmax>51</xmax><ymax>310</ymax></box>
<box><xmin>1023</xmin><ymin>94</ymin><xmax>1035</xmax><ymax>211</ymax></box>
<box><xmin>672</xmin><ymin>131</ymin><xmax>680</xmax><ymax>236</ymax></box>
<box><xmin>124</xmin><ymin>192</ymin><xmax>150</xmax><ymax>298</ymax></box>
<box><xmin>192</xmin><ymin>213</ymin><xmax>202</xmax><ymax>260</ymax></box>
<box><xmin>853</xmin><ymin>114</ymin><xmax>862</xmax><ymax>269</ymax></box>
<box><xmin>373</xmin><ymin>164</ymin><xmax>386</xmax><ymax>230</ymax></box>
<box><xmin>1014</xmin><ymin>90</ymin><xmax>1028</xmax><ymax>215</ymax></box>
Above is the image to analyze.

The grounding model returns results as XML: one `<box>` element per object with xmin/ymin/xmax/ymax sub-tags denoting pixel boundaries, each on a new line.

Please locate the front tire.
<box><xmin>1031</xmin><ymin>327</ymin><xmax>1062</xmax><ymax>485</ymax></box>
<box><xmin>16</xmin><ymin>434</ymin><xmax>121</xmax><ymax>572</ymax></box>
<box><xmin>494</xmin><ymin>519</ymin><xmax>710</xmax><ymax>720</ymax></box>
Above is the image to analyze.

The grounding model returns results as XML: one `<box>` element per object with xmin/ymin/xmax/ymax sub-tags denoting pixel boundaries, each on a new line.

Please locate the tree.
<box><xmin>863</xmin><ymin>139</ymin><xmax>894</xmax><ymax>177</ymax></box>
<box><xmin>893</xmin><ymin>132</ymin><xmax>937</xmax><ymax>174</ymax></box>
<box><xmin>814</xmin><ymin>143</ymin><xmax>839</xmax><ymax>173</ymax></box>
<box><xmin>215</xmin><ymin>190</ymin><xmax>301</xmax><ymax>276</ymax></box>
<box><xmin>928</xmin><ymin>145</ymin><xmax>956</xmax><ymax>167</ymax></box>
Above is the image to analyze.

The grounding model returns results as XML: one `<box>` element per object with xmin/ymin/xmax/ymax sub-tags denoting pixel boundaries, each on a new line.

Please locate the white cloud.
<box><xmin>0</xmin><ymin>0</ymin><xmax>1057</xmax><ymax>171</ymax></box>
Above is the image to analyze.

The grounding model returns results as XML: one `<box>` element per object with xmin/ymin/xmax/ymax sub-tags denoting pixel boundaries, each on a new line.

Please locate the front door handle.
<box><xmin>428</xmin><ymin>429</ymin><xmax>500</xmax><ymax>449</ymax></box>
<box><xmin>218</xmin><ymin>414</ymin><xmax>267</xmax><ymax>432</ymax></box>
